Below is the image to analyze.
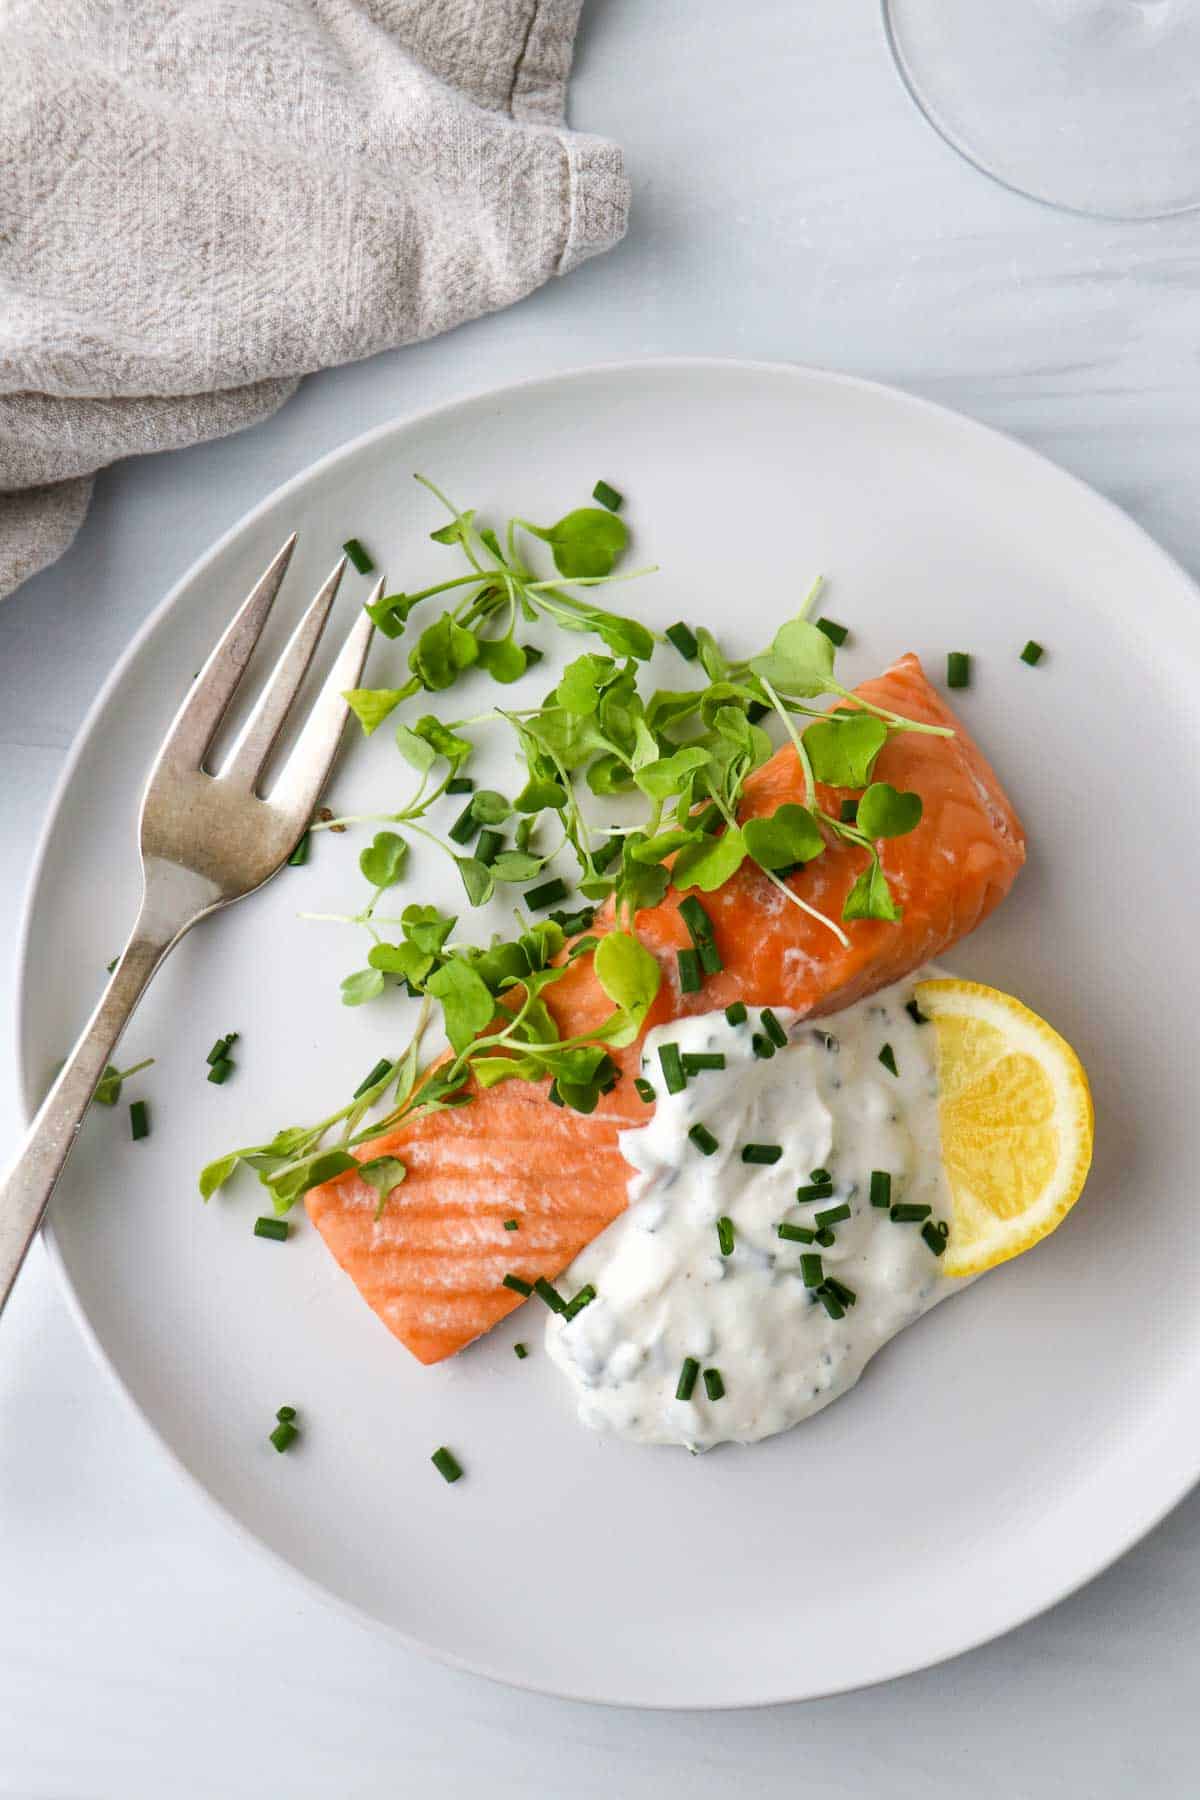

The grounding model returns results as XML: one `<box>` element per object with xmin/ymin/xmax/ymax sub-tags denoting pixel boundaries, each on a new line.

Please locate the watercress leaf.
<box><xmin>429</xmin><ymin>508</ymin><xmax>475</xmax><ymax>546</ymax></box>
<box><xmin>366</xmin><ymin>594</ymin><xmax>415</xmax><ymax>639</ymax></box>
<box><xmin>749</xmin><ymin>616</ymin><xmax>836</xmax><ymax>697</ymax></box>
<box><xmin>357</xmin><ymin>1155</ymin><xmax>407</xmax><ymax>1205</ymax></box>
<box><xmin>359</xmin><ymin>830</ymin><xmax>408</xmax><ymax>889</ymax></box>
<box><xmin>394</xmin><ymin>722</ymin><xmax>438</xmax><ymax>774</ymax></box>
<box><xmin>267</xmin><ymin>1149</ymin><xmax>358</xmax><ymax>1210</ymax></box>
<box><xmin>634</xmin><ymin>745</ymin><xmax>712</xmax><ymax>801</ymax></box>
<box><xmin>556</xmin><ymin>653</ymin><xmax>617</xmax><ymax>715</ymax></box>
<box><xmin>514</xmin><ymin>776</ymin><xmax>565</xmax><ymax>813</ymax></box>
<box><xmin>469</xmin><ymin>789</ymin><xmax>512</xmax><ymax>826</ymax></box>
<box><xmin>594</xmin><ymin>930</ymin><xmax>662</xmax><ymax>1029</ymax></box>
<box><xmin>628</xmin><ymin>827</ymin><xmax>700</xmax><ymax>864</ymax></box>
<box><xmin>630</xmin><ymin>715</ymin><xmax>662</xmax><ymax>771</ymax></box>
<box><xmin>526</xmin><ymin>707</ymin><xmax>604</xmax><ymax>772</ymax></box>
<box><xmin>710</xmin><ymin>704</ymin><xmax>773</xmax><ymax>769</ymax></box>
<box><xmin>616</xmin><ymin>856</ymin><xmax>671</xmax><ymax>920</ymax></box>
<box><xmin>592</xmin><ymin>609</ymin><xmax>655</xmax><ymax>662</ymax></box>
<box><xmin>343</xmin><ymin>687</ymin><xmax>408</xmax><ymax>736</ymax></box>
<box><xmin>856</xmin><ymin>781</ymin><xmax>923</xmax><ymax>840</ymax></box>
<box><xmin>529</xmin><ymin>508</ymin><xmax>628</xmax><ymax>579</ymax></box>
<box><xmin>472</xmin><ymin>1053</ymin><xmax>535</xmax><ymax>1088</ymax></box>
<box><xmin>367</xmin><ymin>940</ymin><xmax>432</xmax><ymax>983</ymax></box>
<box><xmin>743</xmin><ymin>803</ymin><xmax>825</xmax><ymax>871</ymax></box>
<box><xmin>401</xmin><ymin>904</ymin><xmax>456</xmax><ymax>955</ymax></box>
<box><xmin>521</xmin><ymin>920</ymin><xmax>565</xmax><ymax>967</ymax></box>
<box><xmin>456</xmin><ymin>856</ymin><xmax>494</xmax><ymax>907</ymax></box>
<box><xmin>413</xmin><ymin>715</ymin><xmax>472</xmax><ymax>766</ymax></box>
<box><xmin>475</xmin><ymin>636</ymin><xmax>527</xmax><ymax>684</ymax></box>
<box><xmin>842</xmin><ymin>858</ymin><xmax>903</xmax><ymax>923</ymax></box>
<box><xmin>491</xmin><ymin>850</ymin><xmax>543</xmax><ymax>882</ymax></box>
<box><xmin>94</xmin><ymin>1063</ymin><xmax>123</xmax><ymax>1106</ymax></box>
<box><xmin>802</xmin><ymin>713</ymin><xmax>888</xmax><ymax>788</ymax></box>
<box><xmin>470</xmin><ymin>941</ymin><xmax>529</xmax><ymax>992</ymax></box>
<box><xmin>672</xmin><ymin>826</ymin><xmax>747</xmax><ymax>892</ymax></box>
<box><xmin>199</xmin><ymin>1150</ymin><xmax>241</xmax><ymax>1200</ymax></box>
<box><xmin>426</xmin><ymin>958</ymin><xmax>497</xmax><ymax>1052</ymax></box>
<box><xmin>646</xmin><ymin>689</ymin><xmax>704</xmax><ymax>732</ymax></box>
<box><xmin>695</xmin><ymin>627</ymin><xmax>729</xmax><ymax>682</ymax></box>
<box><xmin>586</xmin><ymin>752</ymin><xmax>634</xmax><ymax>796</ymax></box>
<box><xmin>409</xmin><ymin>613</ymin><xmax>480</xmax><ymax>691</ymax></box>
<box><xmin>341</xmin><ymin>968</ymin><xmax>386</xmax><ymax>1006</ymax></box>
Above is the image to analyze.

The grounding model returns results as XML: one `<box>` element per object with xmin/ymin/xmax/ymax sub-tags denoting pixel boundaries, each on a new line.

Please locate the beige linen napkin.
<box><xmin>0</xmin><ymin>0</ymin><xmax>628</xmax><ymax>599</ymax></box>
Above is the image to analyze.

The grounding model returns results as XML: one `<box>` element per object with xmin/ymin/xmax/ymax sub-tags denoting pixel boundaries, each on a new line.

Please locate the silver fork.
<box><xmin>0</xmin><ymin>539</ymin><xmax>376</xmax><ymax>1317</ymax></box>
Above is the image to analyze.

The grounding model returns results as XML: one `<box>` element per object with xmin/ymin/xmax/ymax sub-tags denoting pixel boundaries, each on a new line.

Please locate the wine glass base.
<box><xmin>884</xmin><ymin>0</ymin><xmax>1200</xmax><ymax>220</ymax></box>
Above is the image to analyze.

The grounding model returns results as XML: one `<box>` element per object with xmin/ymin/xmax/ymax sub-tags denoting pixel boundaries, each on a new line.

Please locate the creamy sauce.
<box><xmin>545</xmin><ymin>973</ymin><xmax>959</xmax><ymax>1451</ymax></box>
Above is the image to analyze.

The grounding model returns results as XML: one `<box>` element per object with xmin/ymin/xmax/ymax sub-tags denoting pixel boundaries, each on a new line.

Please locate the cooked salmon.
<box><xmin>307</xmin><ymin>653</ymin><xmax>1025</xmax><ymax>1363</ymax></box>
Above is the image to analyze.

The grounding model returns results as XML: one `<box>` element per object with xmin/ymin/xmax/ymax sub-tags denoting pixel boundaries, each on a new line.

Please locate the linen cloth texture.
<box><xmin>0</xmin><ymin>0</ymin><xmax>628</xmax><ymax>598</ymax></box>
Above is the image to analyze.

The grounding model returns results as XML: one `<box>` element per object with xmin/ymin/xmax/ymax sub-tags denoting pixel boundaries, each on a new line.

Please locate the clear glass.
<box><xmin>883</xmin><ymin>0</ymin><xmax>1200</xmax><ymax>219</ymax></box>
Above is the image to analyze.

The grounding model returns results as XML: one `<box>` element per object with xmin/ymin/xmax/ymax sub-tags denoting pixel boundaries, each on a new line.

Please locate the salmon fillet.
<box><xmin>308</xmin><ymin>653</ymin><xmax>1024</xmax><ymax>1363</ymax></box>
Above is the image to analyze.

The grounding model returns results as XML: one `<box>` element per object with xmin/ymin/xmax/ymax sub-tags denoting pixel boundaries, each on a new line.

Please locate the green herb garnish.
<box><xmin>676</xmin><ymin>1357</ymin><xmax>700</xmax><ymax>1401</ymax></box>
<box><xmin>342</xmin><ymin>538</ymin><xmax>375</xmax><ymax>574</ymax></box>
<box><xmin>741</xmin><ymin>1143</ymin><xmax>782</xmax><ymax>1165</ymax></box>
<box><xmin>129</xmin><ymin>1099</ymin><xmax>149</xmax><ymax>1141</ymax></box>
<box><xmin>254</xmin><ymin>1217</ymin><xmax>289</xmax><ymax>1241</ymax></box>
<box><xmin>1020</xmin><ymin>640</ymin><xmax>1044</xmax><ymax>666</ymax></box>
<box><xmin>689</xmin><ymin>1122</ymin><xmax>719</xmax><ymax>1156</ymax></box>
<box><xmin>703</xmin><ymin>1367</ymin><xmax>725</xmax><ymax>1401</ymax></box>
<box><xmin>878</xmin><ymin>1043</ymin><xmax>898</xmax><ymax>1076</ymax></box>
<box><xmin>717</xmin><ymin>1216</ymin><xmax>735</xmax><ymax>1256</ymax></box>
<box><xmin>592</xmin><ymin>479</ymin><xmax>624</xmax><ymax>513</ymax></box>
<box><xmin>869</xmin><ymin>1170</ymin><xmax>892</xmax><ymax>1209</ymax></box>
<box><xmin>431</xmin><ymin>1446</ymin><xmax>463</xmax><ymax>1484</ymax></box>
<box><xmin>947</xmin><ymin>651</ymin><xmax>970</xmax><ymax>689</ymax></box>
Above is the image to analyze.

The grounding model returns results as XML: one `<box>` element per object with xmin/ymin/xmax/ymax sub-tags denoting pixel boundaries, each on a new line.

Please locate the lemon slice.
<box><xmin>915</xmin><ymin>978</ymin><xmax>1093</xmax><ymax>1278</ymax></box>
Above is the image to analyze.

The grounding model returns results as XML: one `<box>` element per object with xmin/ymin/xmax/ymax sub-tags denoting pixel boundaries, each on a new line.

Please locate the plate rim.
<box><xmin>14</xmin><ymin>353</ymin><xmax>1200</xmax><ymax>1708</ymax></box>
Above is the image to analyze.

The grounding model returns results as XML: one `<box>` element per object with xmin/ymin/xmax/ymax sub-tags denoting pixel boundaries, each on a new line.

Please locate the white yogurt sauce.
<box><xmin>545</xmin><ymin>971</ymin><xmax>959</xmax><ymax>1451</ymax></box>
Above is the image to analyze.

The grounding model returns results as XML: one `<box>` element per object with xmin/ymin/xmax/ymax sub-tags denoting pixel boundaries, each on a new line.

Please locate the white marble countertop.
<box><xmin>5</xmin><ymin>3</ymin><xmax>1200</xmax><ymax>1792</ymax></box>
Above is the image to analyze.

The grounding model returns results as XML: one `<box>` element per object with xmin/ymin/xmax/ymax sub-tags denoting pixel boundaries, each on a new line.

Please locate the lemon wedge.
<box><xmin>915</xmin><ymin>978</ymin><xmax>1094</xmax><ymax>1278</ymax></box>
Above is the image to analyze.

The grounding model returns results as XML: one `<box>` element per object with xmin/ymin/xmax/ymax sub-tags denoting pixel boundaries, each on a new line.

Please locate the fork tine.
<box><xmin>156</xmin><ymin>535</ymin><xmax>297</xmax><ymax>773</ymax></box>
<box><xmin>217</xmin><ymin>556</ymin><xmax>347</xmax><ymax>789</ymax></box>
<box><xmin>267</xmin><ymin>579</ymin><xmax>378</xmax><ymax>826</ymax></box>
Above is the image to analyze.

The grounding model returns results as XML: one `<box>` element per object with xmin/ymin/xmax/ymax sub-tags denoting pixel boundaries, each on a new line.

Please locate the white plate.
<box><xmin>16</xmin><ymin>360</ymin><xmax>1200</xmax><ymax>1708</ymax></box>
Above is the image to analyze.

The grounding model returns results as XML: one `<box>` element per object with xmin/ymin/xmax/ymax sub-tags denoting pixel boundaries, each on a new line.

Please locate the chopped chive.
<box><xmin>815</xmin><ymin>1227</ymin><xmax>836</xmax><ymax>1247</ymax></box>
<box><xmin>666</xmin><ymin>621</ymin><xmax>699</xmax><ymax>661</ymax></box>
<box><xmin>287</xmin><ymin>831</ymin><xmax>310</xmax><ymax>867</ymax></box>
<box><xmin>678</xmin><ymin>895</ymin><xmax>713</xmax><ymax>944</ymax></box>
<box><xmin>724</xmin><ymin>1000</ymin><xmax>748</xmax><ymax>1026</ymax></box>
<box><xmin>746</xmin><ymin>700</ymin><xmax>769</xmax><ymax>724</ymax></box>
<box><xmin>550</xmin><ymin>905</ymin><xmax>597</xmax><ymax>934</ymax></box>
<box><xmin>270</xmin><ymin>1420</ymin><xmax>299</xmax><ymax>1453</ymax></box>
<box><xmin>795</xmin><ymin>1180</ymin><xmax>835</xmax><ymax>1203</ymax></box>
<box><xmin>717</xmin><ymin>1216</ymin><xmax>735</xmax><ymax>1256</ymax></box>
<box><xmin>676</xmin><ymin>947</ymin><xmax>702</xmax><ymax>993</ymax></box>
<box><xmin>813</xmin><ymin>1030</ymin><xmax>838</xmax><ymax>1052</ymax></box>
<box><xmin>676</xmin><ymin>1357</ymin><xmax>700</xmax><ymax>1401</ymax></box>
<box><xmin>525</xmin><ymin>877</ymin><xmax>569</xmax><ymax>911</ymax></box>
<box><xmin>276</xmin><ymin>1406</ymin><xmax>296</xmax><ymax>1423</ymax></box>
<box><xmin>947</xmin><ymin>651</ymin><xmax>971</xmax><ymax>689</ymax></box>
<box><xmin>105</xmin><ymin>955</ymin><xmax>119</xmax><ymax>973</ymax></box>
<box><xmin>681</xmin><ymin>1052</ymin><xmax>726</xmax><ymax>1074</ymax></box>
<box><xmin>816</xmin><ymin>617</ymin><xmax>848</xmax><ymax>647</ymax></box>
<box><xmin>891</xmin><ymin>1202</ymin><xmax>932</xmax><ymax>1222</ymax></box>
<box><xmin>503</xmin><ymin>1273</ymin><xmax>533</xmax><ymax>1296</ymax></box>
<box><xmin>658</xmin><ymin>1042</ymin><xmax>686</xmax><ymax>1093</ymax></box>
<box><xmin>809</xmin><ymin>1168</ymin><xmax>831</xmax><ymax>1184</ymax></box>
<box><xmin>905</xmin><ymin>999</ymin><xmax>928</xmax><ymax>1025</ymax></box>
<box><xmin>818</xmin><ymin>1287</ymin><xmax>845</xmax><ymax>1320</ymax></box>
<box><xmin>839</xmin><ymin>799</ymin><xmax>858</xmax><ymax>824</ymax></box>
<box><xmin>521</xmin><ymin>644</ymin><xmax>544</xmax><ymax>667</ymax></box>
<box><xmin>254</xmin><ymin>1217</ymin><xmax>289</xmax><ymax>1242</ymax></box>
<box><xmin>431</xmin><ymin>1447</ymin><xmax>463</xmax><ymax>1484</ymax></box>
<box><xmin>741</xmin><ymin>1143</ymin><xmax>782</xmax><ymax>1165</ymax></box>
<box><xmin>751</xmin><ymin>1033</ymin><xmax>775</xmax><ymax>1060</ymax></box>
<box><xmin>446</xmin><ymin>776</ymin><xmax>474</xmax><ymax>795</ymax></box>
<box><xmin>353</xmin><ymin>1057</ymin><xmax>392</xmax><ymax>1098</ymax></box>
<box><xmin>634</xmin><ymin>1076</ymin><xmax>656</xmax><ymax>1104</ymax></box>
<box><xmin>869</xmin><ymin>1170</ymin><xmax>892</xmax><ymax>1209</ymax></box>
<box><xmin>592</xmin><ymin>478</ymin><xmax>624</xmax><ymax>512</ymax></box>
<box><xmin>207</xmin><ymin>1058</ymin><xmax>234</xmax><ymax>1085</ymax></box>
<box><xmin>778</xmin><ymin>1222</ymin><xmax>815</xmax><ymax>1243</ymax></box>
<box><xmin>593</xmin><ymin>837</ymin><xmax>624</xmax><ymax>871</ymax></box>
<box><xmin>502</xmin><ymin>1218</ymin><xmax>519</xmax><ymax>1231</ymax></box>
<box><xmin>514</xmin><ymin>1342</ymin><xmax>528</xmax><ymax>1359</ymax></box>
<box><xmin>878</xmin><ymin>1043</ymin><xmax>898</xmax><ymax>1077</ymax></box>
<box><xmin>688</xmin><ymin>1122</ymin><xmax>719</xmax><ymax>1157</ymax></box>
<box><xmin>342</xmin><ymin>537</ymin><xmax>375</xmax><ymax>574</ymax></box>
<box><xmin>814</xmin><ymin>1203</ymin><xmax>851</xmax><ymax>1227</ymax></box>
<box><xmin>534</xmin><ymin>1276</ymin><xmax>566</xmax><ymax>1314</ymax></box>
<box><xmin>761</xmin><ymin>1009</ymin><xmax>788</xmax><ymax>1048</ymax></box>
<box><xmin>129</xmin><ymin>1099</ymin><xmax>149</xmax><ymax>1140</ymax></box>
<box><xmin>703</xmin><ymin>1367</ymin><xmax>725</xmax><ymax>1401</ymax></box>
<box><xmin>923</xmin><ymin>1221</ymin><xmax>949</xmax><ymax>1255</ymax></box>
<box><xmin>800</xmin><ymin>1253</ymin><xmax>824</xmax><ymax>1287</ymax></box>
<box><xmin>563</xmin><ymin>1283</ymin><xmax>596</xmax><ymax>1321</ymax></box>
<box><xmin>568</xmin><ymin>935</ymin><xmax>600</xmax><ymax>960</ymax></box>
<box><xmin>823</xmin><ymin>1277</ymin><xmax>857</xmax><ymax>1307</ymax></box>
<box><xmin>1020</xmin><ymin>640</ymin><xmax>1044</xmax><ymax>666</ymax></box>
<box><xmin>547</xmin><ymin>1081</ymin><xmax>564</xmax><ymax>1106</ymax></box>
<box><xmin>476</xmin><ymin>828</ymin><xmax>504</xmax><ymax>866</ymax></box>
<box><xmin>698</xmin><ymin>939</ymin><xmax>723</xmax><ymax>975</ymax></box>
<box><xmin>448</xmin><ymin>800</ymin><xmax>481</xmax><ymax>845</ymax></box>
<box><xmin>206</xmin><ymin>1035</ymin><xmax>232</xmax><ymax>1065</ymax></box>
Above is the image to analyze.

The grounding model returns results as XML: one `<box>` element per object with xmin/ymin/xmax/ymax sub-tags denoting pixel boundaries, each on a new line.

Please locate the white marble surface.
<box><xmin>4</xmin><ymin>3</ymin><xmax>1200</xmax><ymax>1792</ymax></box>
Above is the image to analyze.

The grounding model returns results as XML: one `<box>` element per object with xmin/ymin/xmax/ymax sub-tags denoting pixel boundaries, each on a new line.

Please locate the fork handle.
<box><xmin>0</xmin><ymin>919</ymin><xmax>178</xmax><ymax>1319</ymax></box>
